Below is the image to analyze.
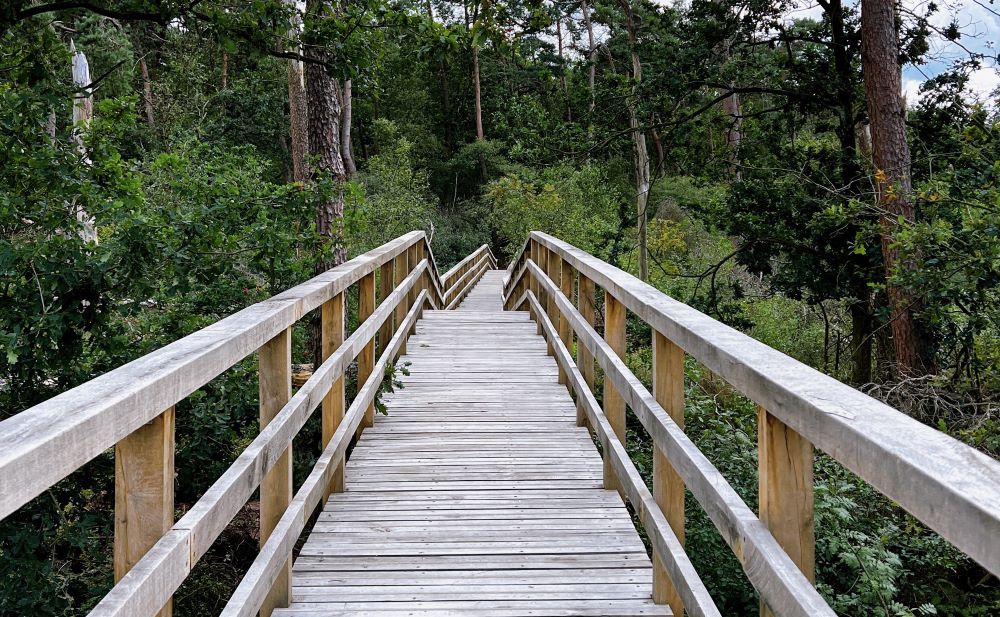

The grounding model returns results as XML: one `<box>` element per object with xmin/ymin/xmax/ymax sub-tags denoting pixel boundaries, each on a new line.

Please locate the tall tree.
<box><xmin>861</xmin><ymin>0</ymin><xmax>929</xmax><ymax>376</ymax></box>
<box><xmin>304</xmin><ymin>0</ymin><xmax>347</xmax><ymax>272</ymax></box>
<box><xmin>341</xmin><ymin>79</ymin><xmax>357</xmax><ymax>176</ymax></box>
<box><xmin>617</xmin><ymin>0</ymin><xmax>651</xmax><ymax>281</ymax></box>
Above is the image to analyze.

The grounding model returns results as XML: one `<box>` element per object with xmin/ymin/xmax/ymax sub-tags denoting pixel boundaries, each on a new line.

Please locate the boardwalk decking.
<box><xmin>276</xmin><ymin>270</ymin><xmax>668</xmax><ymax>616</ymax></box>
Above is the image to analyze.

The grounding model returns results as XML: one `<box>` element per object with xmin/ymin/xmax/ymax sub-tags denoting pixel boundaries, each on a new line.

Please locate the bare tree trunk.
<box><xmin>581</xmin><ymin>0</ymin><xmax>596</xmax><ymax>140</ymax></box>
<box><xmin>221</xmin><ymin>49</ymin><xmax>228</xmax><ymax>89</ymax></box>
<box><xmin>721</xmin><ymin>91</ymin><xmax>742</xmax><ymax>180</ymax></box>
<box><xmin>288</xmin><ymin>58</ymin><xmax>310</xmax><ymax>183</ymax></box>
<box><xmin>556</xmin><ymin>14</ymin><xmax>570</xmax><ymax>121</ymax></box>
<box><xmin>861</xmin><ymin>0</ymin><xmax>929</xmax><ymax>376</ymax></box>
<box><xmin>69</xmin><ymin>40</ymin><xmax>98</xmax><ymax>243</ymax></box>
<box><xmin>619</xmin><ymin>1</ymin><xmax>651</xmax><ymax>281</ymax></box>
<box><xmin>139</xmin><ymin>56</ymin><xmax>155</xmax><ymax>126</ymax></box>
<box><xmin>341</xmin><ymin>80</ymin><xmax>357</xmax><ymax>176</ymax></box>
<box><xmin>472</xmin><ymin>42</ymin><xmax>487</xmax><ymax>177</ymax></box>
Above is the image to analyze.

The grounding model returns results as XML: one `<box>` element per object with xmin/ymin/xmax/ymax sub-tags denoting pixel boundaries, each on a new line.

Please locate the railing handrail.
<box><xmin>504</xmin><ymin>231</ymin><xmax>1000</xmax><ymax>580</ymax></box>
<box><xmin>441</xmin><ymin>243</ymin><xmax>495</xmax><ymax>285</ymax></box>
<box><xmin>443</xmin><ymin>249</ymin><xmax>496</xmax><ymax>308</ymax></box>
<box><xmin>0</xmin><ymin>231</ymin><xmax>436</xmax><ymax>520</ymax></box>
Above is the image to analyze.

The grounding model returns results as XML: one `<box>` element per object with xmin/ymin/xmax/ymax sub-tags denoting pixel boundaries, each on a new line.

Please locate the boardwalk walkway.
<box><xmin>277</xmin><ymin>270</ymin><xmax>667</xmax><ymax>616</ymax></box>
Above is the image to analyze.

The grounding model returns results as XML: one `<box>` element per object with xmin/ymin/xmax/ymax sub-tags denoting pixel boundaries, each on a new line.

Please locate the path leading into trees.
<box><xmin>276</xmin><ymin>271</ymin><xmax>667</xmax><ymax>616</ymax></box>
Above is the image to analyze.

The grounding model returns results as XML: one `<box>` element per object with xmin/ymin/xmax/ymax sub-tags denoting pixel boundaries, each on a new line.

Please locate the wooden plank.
<box><xmin>259</xmin><ymin>328</ymin><xmax>293</xmax><ymax>617</ymax></box>
<box><xmin>653</xmin><ymin>331</ymin><xmax>684</xmax><ymax>614</ymax></box>
<box><xmin>358</xmin><ymin>272</ymin><xmax>376</xmax><ymax>431</ymax></box>
<box><xmin>758</xmin><ymin>405</ymin><xmax>815</xmax><ymax>617</ymax></box>
<box><xmin>379</xmin><ymin>260</ymin><xmax>394</xmax><ymax>354</ymax></box>
<box><xmin>603</xmin><ymin>290</ymin><xmax>626</xmax><ymax>494</ymax></box>
<box><xmin>114</xmin><ymin>406</ymin><xmax>175</xmax><ymax>617</ymax></box>
<box><xmin>321</xmin><ymin>293</ymin><xmax>346</xmax><ymax>497</ymax></box>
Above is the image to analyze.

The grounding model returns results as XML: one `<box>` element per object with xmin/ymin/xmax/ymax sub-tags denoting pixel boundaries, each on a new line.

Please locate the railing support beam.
<box><xmin>758</xmin><ymin>405</ymin><xmax>815</xmax><ymax>617</ymax></box>
<box><xmin>359</xmin><ymin>272</ymin><xmax>376</xmax><ymax>430</ymax></box>
<box><xmin>321</xmin><ymin>292</ymin><xmax>345</xmax><ymax>497</ymax></box>
<box><xmin>114</xmin><ymin>406</ymin><xmax>175</xmax><ymax>617</ymax></box>
<box><xmin>603</xmin><ymin>291</ymin><xmax>626</xmax><ymax>494</ymax></box>
<box><xmin>259</xmin><ymin>328</ymin><xmax>292</xmax><ymax>617</ymax></box>
<box><xmin>653</xmin><ymin>331</ymin><xmax>685</xmax><ymax>614</ymax></box>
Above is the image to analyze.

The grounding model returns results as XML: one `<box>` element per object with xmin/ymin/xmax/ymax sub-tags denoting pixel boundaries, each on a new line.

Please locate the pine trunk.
<box><xmin>304</xmin><ymin>46</ymin><xmax>347</xmax><ymax>273</ymax></box>
<box><xmin>620</xmin><ymin>1</ymin><xmax>650</xmax><ymax>281</ymax></box>
<box><xmin>288</xmin><ymin>58</ymin><xmax>310</xmax><ymax>183</ymax></box>
<box><xmin>861</xmin><ymin>0</ymin><xmax>929</xmax><ymax>377</ymax></box>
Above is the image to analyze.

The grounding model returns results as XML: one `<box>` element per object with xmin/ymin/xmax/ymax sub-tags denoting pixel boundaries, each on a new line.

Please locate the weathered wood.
<box><xmin>653</xmin><ymin>331</ymin><xmax>684</xmax><ymax>614</ymax></box>
<box><xmin>758</xmin><ymin>405</ymin><xmax>815</xmax><ymax>617</ymax></box>
<box><xmin>513</xmin><ymin>263</ymin><xmax>834</xmax><ymax>617</ymax></box>
<box><xmin>259</xmin><ymin>328</ymin><xmax>293</xmax><ymax>617</ymax></box>
<box><xmin>321</xmin><ymin>293</ymin><xmax>346</xmax><ymax>497</ymax></box>
<box><xmin>603</xmin><ymin>290</ymin><xmax>626</xmax><ymax>494</ymax></box>
<box><xmin>0</xmin><ymin>231</ymin><xmax>426</xmax><ymax>520</ymax></box>
<box><xmin>358</xmin><ymin>272</ymin><xmax>376</xmax><ymax>430</ymax></box>
<box><xmin>527</xmin><ymin>290</ymin><xmax>718</xmax><ymax>617</ymax></box>
<box><xmin>86</xmin><ymin>262</ymin><xmax>432</xmax><ymax>617</ymax></box>
<box><xmin>510</xmin><ymin>231</ymin><xmax>1000</xmax><ymax>580</ymax></box>
<box><xmin>379</xmin><ymin>261</ymin><xmax>393</xmax><ymax>353</ymax></box>
<box><xmin>220</xmin><ymin>291</ymin><xmax>430</xmax><ymax>617</ymax></box>
<box><xmin>576</xmin><ymin>274</ymin><xmax>596</xmax><ymax>427</ymax></box>
<box><xmin>393</xmin><ymin>250</ymin><xmax>409</xmax><ymax>357</ymax></box>
<box><xmin>114</xmin><ymin>406</ymin><xmax>175</xmax><ymax>617</ymax></box>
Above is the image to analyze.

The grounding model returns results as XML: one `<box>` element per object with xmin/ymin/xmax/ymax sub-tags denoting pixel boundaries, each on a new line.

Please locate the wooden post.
<box><xmin>653</xmin><ymin>331</ymin><xmax>685</xmax><ymax>614</ymax></box>
<box><xmin>603</xmin><ymin>291</ymin><xmax>626</xmax><ymax>494</ymax></box>
<box><xmin>358</xmin><ymin>272</ymin><xmax>376</xmax><ymax>431</ymax></box>
<box><xmin>407</xmin><ymin>243</ymin><xmax>420</xmax><ymax>310</ymax></box>
<box><xmin>529</xmin><ymin>240</ymin><xmax>539</xmax><ymax>300</ymax></box>
<box><xmin>379</xmin><ymin>260</ymin><xmax>393</xmax><ymax>354</ymax></box>
<box><xmin>114</xmin><ymin>406</ymin><xmax>175</xmax><ymax>617</ymax></box>
<box><xmin>259</xmin><ymin>328</ymin><xmax>292</xmax><ymax>617</ymax></box>
<box><xmin>393</xmin><ymin>250</ymin><xmax>408</xmax><ymax>357</ymax></box>
<box><xmin>575</xmin><ymin>274</ymin><xmax>596</xmax><ymax>427</ymax></box>
<box><xmin>758</xmin><ymin>405</ymin><xmax>815</xmax><ymax>617</ymax></box>
<box><xmin>321</xmin><ymin>293</ymin><xmax>345</xmax><ymax>497</ymax></box>
<box><xmin>557</xmin><ymin>257</ymin><xmax>573</xmax><ymax>385</ymax></box>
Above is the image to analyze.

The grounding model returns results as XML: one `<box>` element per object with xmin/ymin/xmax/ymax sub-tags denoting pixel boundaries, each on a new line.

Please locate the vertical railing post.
<box><xmin>557</xmin><ymin>257</ymin><xmax>573</xmax><ymax>385</ymax></box>
<box><xmin>407</xmin><ymin>242</ymin><xmax>419</xmax><ymax>310</ymax></box>
<box><xmin>321</xmin><ymin>292</ymin><xmax>345</xmax><ymax>497</ymax></box>
<box><xmin>758</xmin><ymin>406</ymin><xmax>815</xmax><ymax>617</ymax></box>
<box><xmin>603</xmin><ymin>291</ymin><xmax>626</xmax><ymax>494</ymax></box>
<box><xmin>358</xmin><ymin>272</ymin><xmax>376</xmax><ymax>430</ymax></box>
<box><xmin>259</xmin><ymin>328</ymin><xmax>292</xmax><ymax>617</ymax></box>
<box><xmin>653</xmin><ymin>331</ymin><xmax>685</xmax><ymax>614</ymax></box>
<box><xmin>393</xmin><ymin>249</ymin><xmax>409</xmax><ymax>356</ymax></box>
<box><xmin>576</xmin><ymin>274</ymin><xmax>596</xmax><ymax>428</ymax></box>
<box><xmin>529</xmin><ymin>239</ymin><xmax>539</xmax><ymax>301</ymax></box>
<box><xmin>379</xmin><ymin>259</ymin><xmax>393</xmax><ymax>353</ymax></box>
<box><xmin>114</xmin><ymin>406</ymin><xmax>175</xmax><ymax>617</ymax></box>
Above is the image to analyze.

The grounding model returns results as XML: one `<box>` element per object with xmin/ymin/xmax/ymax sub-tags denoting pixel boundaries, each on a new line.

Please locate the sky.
<box><xmin>785</xmin><ymin>0</ymin><xmax>999</xmax><ymax>106</ymax></box>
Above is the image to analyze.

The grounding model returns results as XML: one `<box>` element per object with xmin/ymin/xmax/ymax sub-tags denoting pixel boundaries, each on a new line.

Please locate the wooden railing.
<box><xmin>503</xmin><ymin>231</ymin><xmax>1000</xmax><ymax>617</ymax></box>
<box><xmin>440</xmin><ymin>243</ymin><xmax>497</xmax><ymax>309</ymax></box>
<box><xmin>0</xmin><ymin>232</ymin><xmax>491</xmax><ymax>617</ymax></box>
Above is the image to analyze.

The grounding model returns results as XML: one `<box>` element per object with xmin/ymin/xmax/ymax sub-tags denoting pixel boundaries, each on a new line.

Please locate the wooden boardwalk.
<box><xmin>277</xmin><ymin>270</ymin><xmax>667</xmax><ymax>616</ymax></box>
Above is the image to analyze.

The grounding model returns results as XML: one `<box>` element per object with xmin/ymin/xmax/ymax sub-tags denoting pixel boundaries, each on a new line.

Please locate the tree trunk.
<box><xmin>304</xmin><ymin>45</ymin><xmax>347</xmax><ymax>272</ymax></box>
<box><xmin>139</xmin><ymin>56</ymin><xmax>155</xmax><ymax>126</ymax></box>
<box><xmin>221</xmin><ymin>49</ymin><xmax>228</xmax><ymax>90</ymax></box>
<box><xmin>850</xmin><ymin>301</ymin><xmax>873</xmax><ymax>384</ymax></box>
<box><xmin>581</xmin><ymin>0</ymin><xmax>596</xmax><ymax>141</ymax></box>
<box><xmin>619</xmin><ymin>1</ymin><xmax>651</xmax><ymax>281</ymax></box>
<box><xmin>472</xmin><ymin>42</ymin><xmax>487</xmax><ymax>177</ymax></box>
<box><xmin>721</xmin><ymin>91</ymin><xmax>742</xmax><ymax>180</ymax></box>
<box><xmin>861</xmin><ymin>0</ymin><xmax>929</xmax><ymax>376</ymax></box>
<box><xmin>341</xmin><ymin>79</ymin><xmax>357</xmax><ymax>176</ymax></box>
<box><xmin>288</xmin><ymin>58</ymin><xmax>310</xmax><ymax>183</ymax></box>
<box><xmin>556</xmin><ymin>14</ymin><xmax>570</xmax><ymax>121</ymax></box>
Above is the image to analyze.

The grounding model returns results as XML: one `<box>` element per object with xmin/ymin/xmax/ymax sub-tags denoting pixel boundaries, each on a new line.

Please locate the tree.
<box><xmin>860</xmin><ymin>0</ymin><xmax>930</xmax><ymax>376</ymax></box>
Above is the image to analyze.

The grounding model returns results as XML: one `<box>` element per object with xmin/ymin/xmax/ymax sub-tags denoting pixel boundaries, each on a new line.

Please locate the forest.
<box><xmin>1</xmin><ymin>0</ymin><xmax>999</xmax><ymax>614</ymax></box>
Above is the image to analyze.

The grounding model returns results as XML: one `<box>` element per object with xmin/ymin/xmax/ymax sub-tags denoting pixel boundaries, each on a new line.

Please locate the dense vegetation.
<box><xmin>1</xmin><ymin>0</ymin><xmax>998</xmax><ymax>614</ymax></box>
